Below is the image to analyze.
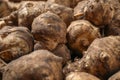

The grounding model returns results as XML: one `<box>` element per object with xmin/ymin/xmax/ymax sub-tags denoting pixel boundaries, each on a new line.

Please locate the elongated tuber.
<box><xmin>2</xmin><ymin>50</ymin><xmax>63</xmax><ymax>80</ymax></box>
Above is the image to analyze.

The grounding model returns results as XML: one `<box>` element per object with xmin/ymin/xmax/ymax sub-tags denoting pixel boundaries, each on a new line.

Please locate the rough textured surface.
<box><xmin>9</xmin><ymin>0</ymin><xmax>47</xmax><ymax>2</ymax></box>
<box><xmin>45</xmin><ymin>2</ymin><xmax>73</xmax><ymax>26</ymax></box>
<box><xmin>67</xmin><ymin>20</ymin><xmax>101</xmax><ymax>55</ymax></box>
<box><xmin>74</xmin><ymin>0</ymin><xmax>114</xmax><ymax>27</ymax></box>
<box><xmin>18</xmin><ymin>1</ymin><xmax>73</xmax><ymax>29</ymax></box>
<box><xmin>47</xmin><ymin>0</ymin><xmax>71</xmax><ymax>7</ymax></box>
<box><xmin>70</xmin><ymin>0</ymin><xmax>84</xmax><ymax>8</ymax></box>
<box><xmin>108</xmin><ymin>71</ymin><xmax>120</xmax><ymax>80</ymax></box>
<box><xmin>0</xmin><ymin>1</ymin><xmax>12</xmax><ymax>18</ymax></box>
<box><xmin>34</xmin><ymin>43</ymin><xmax>71</xmax><ymax>64</ymax></box>
<box><xmin>18</xmin><ymin>1</ymin><xmax>46</xmax><ymax>30</ymax></box>
<box><xmin>66</xmin><ymin>72</ymin><xmax>100</xmax><ymax>80</ymax></box>
<box><xmin>0</xmin><ymin>27</ymin><xmax>34</xmax><ymax>63</ymax></box>
<box><xmin>2</xmin><ymin>50</ymin><xmax>63</xmax><ymax>80</ymax></box>
<box><xmin>104</xmin><ymin>0</ymin><xmax>120</xmax><ymax>36</ymax></box>
<box><xmin>52</xmin><ymin>44</ymin><xmax>71</xmax><ymax>64</ymax></box>
<box><xmin>32</xmin><ymin>11</ymin><xmax>67</xmax><ymax>51</ymax></box>
<box><xmin>63</xmin><ymin>36</ymin><xmax>120</xmax><ymax>79</ymax></box>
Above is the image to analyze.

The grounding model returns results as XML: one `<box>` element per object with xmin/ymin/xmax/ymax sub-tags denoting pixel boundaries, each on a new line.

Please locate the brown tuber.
<box><xmin>74</xmin><ymin>0</ymin><xmax>114</xmax><ymax>27</ymax></box>
<box><xmin>32</xmin><ymin>11</ymin><xmax>67</xmax><ymax>51</ymax></box>
<box><xmin>63</xmin><ymin>36</ymin><xmax>120</xmax><ymax>79</ymax></box>
<box><xmin>52</xmin><ymin>44</ymin><xmax>71</xmax><ymax>64</ymax></box>
<box><xmin>2</xmin><ymin>50</ymin><xmax>63</xmax><ymax>80</ymax></box>
<box><xmin>34</xmin><ymin>42</ymin><xmax>71</xmax><ymax>64</ymax></box>
<box><xmin>47</xmin><ymin>0</ymin><xmax>71</xmax><ymax>7</ymax></box>
<box><xmin>17</xmin><ymin>1</ymin><xmax>73</xmax><ymax>29</ymax></box>
<box><xmin>67</xmin><ymin>20</ymin><xmax>101</xmax><ymax>55</ymax></box>
<box><xmin>104</xmin><ymin>0</ymin><xmax>120</xmax><ymax>36</ymax></box>
<box><xmin>0</xmin><ymin>26</ymin><xmax>34</xmax><ymax>63</ymax></box>
<box><xmin>66</xmin><ymin>72</ymin><xmax>100</xmax><ymax>80</ymax></box>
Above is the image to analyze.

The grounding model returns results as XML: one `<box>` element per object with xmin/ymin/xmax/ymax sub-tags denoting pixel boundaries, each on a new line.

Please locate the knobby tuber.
<box><xmin>74</xmin><ymin>0</ymin><xmax>114</xmax><ymax>27</ymax></box>
<box><xmin>32</xmin><ymin>11</ymin><xmax>67</xmax><ymax>51</ymax></box>
<box><xmin>66</xmin><ymin>72</ymin><xmax>100</xmax><ymax>80</ymax></box>
<box><xmin>63</xmin><ymin>36</ymin><xmax>120</xmax><ymax>79</ymax></box>
<box><xmin>0</xmin><ymin>27</ymin><xmax>34</xmax><ymax>62</ymax></box>
<box><xmin>108</xmin><ymin>71</ymin><xmax>120</xmax><ymax>80</ymax></box>
<box><xmin>18</xmin><ymin>1</ymin><xmax>46</xmax><ymax>29</ymax></box>
<box><xmin>0</xmin><ymin>0</ymin><xmax>120</xmax><ymax>80</ymax></box>
<box><xmin>1</xmin><ymin>1</ymin><xmax>73</xmax><ymax>29</ymax></box>
<box><xmin>67</xmin><ymin>20</ymin><xmax>101</xmax><ymax>55</ymax></box>
<box><xmin>18</xmin><ymin>1</ymin><xmax>73</xmax><ymax>29</ymax></box>
<box><xmin>2</xmin><ymin>50</ymin><xmax>63</xmax><ymax>80</ymax></box>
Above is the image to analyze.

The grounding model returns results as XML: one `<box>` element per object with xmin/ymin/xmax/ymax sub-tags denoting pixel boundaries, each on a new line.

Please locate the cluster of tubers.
<box><xmin>0</xmin><ymin>0</ymin><xmax>120</xmax><ymax>80</ymax></box>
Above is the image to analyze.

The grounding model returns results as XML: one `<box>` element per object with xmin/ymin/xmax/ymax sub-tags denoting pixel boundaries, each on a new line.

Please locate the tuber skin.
<box><xmin>0</xmin><ymin>26</ymin><xmax>34</xmax><ymax>63</ymax></box>
<box><xmin>0</xmin><ymin>1</ymin><xmax>12</xmax><ymax>18</ymax></box>
<box><xmin>52</xmin><ymin>44</ymin><xmax>71</xmax><ymax>64</ymax></box>
<box><xmin>66</xmin><ymin>72</ymin><xmax>100</xmax><ymax>80</ymax></box>
<box><xmin>34</xmin><ymin>41</ymin><xmax>71</xmax><ymax>64</ymax></box>
<box><xmin>17</xmin><ymin>1</ymin><xmax>73</xmax><ymax>29</ymax></box>
<box><xmin>0</xmin><ymin>0</ymin><xmax>20</xmax><ymax>18</ymax></box>
<box><xmin>2</xmin><ymin>50</ymin><xmax>63</xmax><ymax>80</ymax></box>
<box><xmin>9</xmin><ymin>0</ymin><xmax>47</xmax><ymax>2</ymax></box>
<box><xmin>63</xmin><ymin>36</ymin><xmax>120</xmax><ymax>80</ymax></box>
<box><xmin>18</xmin><ymin>1</ymin><xmax>46</xmax><ymax>30</ymax></box>
<box><xmin>104</xmin><ymin>0</ymin><xmax>120</xmax><ymax>36</ymax></box>
<box><xmin>47</xmin><ymin>0</ymin><xmax>71</xmax><ymax>7</ymax></box>
<box><xmin>45</xmin><ymin>2</ymin><xmax>73</xmax><ymax>26</ymax></box>
<box><xmin>32</xmin><ymin>11</ymin><xmax>67</xmax><ymax>51</ymax></box>
<box><xmin>71</xmin><ymin>0</ymin><xmax>84</xmax><ymax>8</ymax></box>
<box><xmin>0</xmin><ymin>59</ymin><xmax>7</xmax><ymax>80</ymax></box>
<box><xmin>1</xmin><ymin>1</ymin><xmax>73</xmax><ymax>28</ymax></box>
<box><xmin>34</xmin><ymin>42</ymin><xmax>71</xmax><ymax>64</ymax></box>
<box><xmin>108</xmin><ymin>71</ymin><xmax>120</xmax><ymax>80</ymax></box>
<box><xmin>74</xmin><ymin>0</ymin><xmax>114</xmax><ymax>27</ymax></box>
<box><xmin>67</xmin><ymin>20</ymin><xmax>101</xmax><ymax>55</ymax></box>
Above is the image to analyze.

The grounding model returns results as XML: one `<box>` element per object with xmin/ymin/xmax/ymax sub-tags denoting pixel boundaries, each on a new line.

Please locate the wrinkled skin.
<box><xmin>67</xmin><ymin>20</ymin><xmax>101</xmax><ymax>55</ymax></box>
<box><xmin>66</xmin><ymin>72</ymin><xmax>100</xmax><ymax>80</ymax></box>
<box><xmin>108</xmin><ymin>71</ymin><xmax>120</xmax><ymax>80</ymax></box>
<box><xmin>64</xmin><ymin>36</ymin><xmax>120</xmax><ymax>80</ymax></box>
<box><xmin>0</xmin><ymin>26</ymin><xmax>34</xmax><ymax>63</ymax></box>
<box><xmin>32</xmin><ymin>11</ymin><xmax>67</xmax><ymax>51</ymax></box>
<box><xmin>74</xmin><ymin>0</ymin><xmax>114</xmax><ymax>27</ymax></box>
<box><xmin>2</xmin><ymin>50</ymin><xmax>63</xmax><ymax>80</ymax></box>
